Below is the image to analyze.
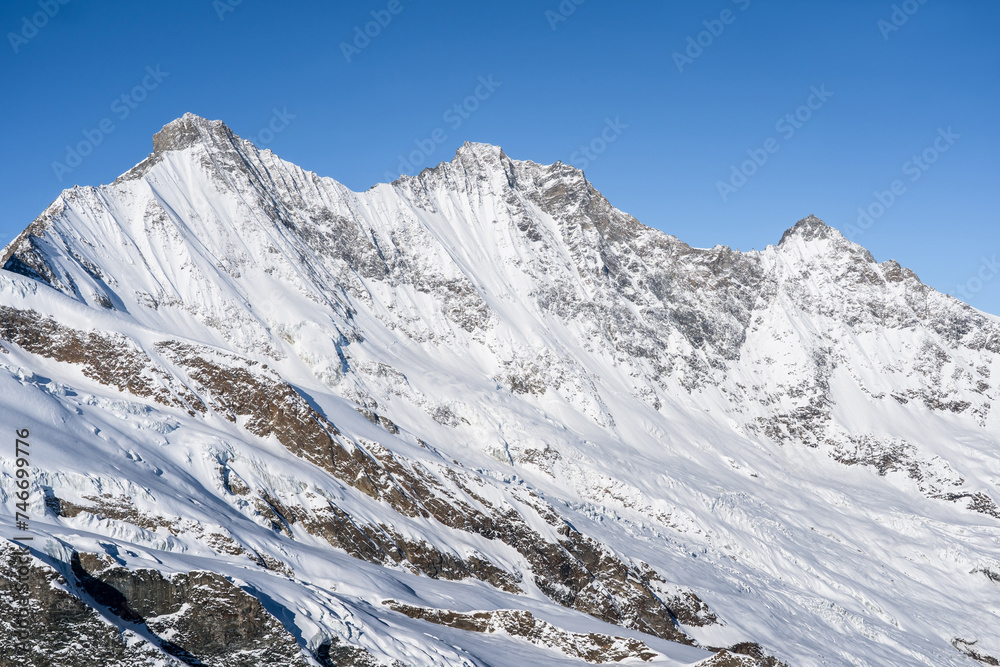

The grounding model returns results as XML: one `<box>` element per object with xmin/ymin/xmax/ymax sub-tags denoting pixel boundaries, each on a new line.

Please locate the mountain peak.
<box><xmin>455</xmin><ymin>141</ymin><xmax>506</xmax><ymax>160</ymax></box>
<box><xmin>778</xmin><ymin>214</ymin><xmax>838</xmax><ymax>245</ymax></box>
<box><xmin>452</xmin><ymin>142</ymin><xmax>513</xmax><ymax>173</ymax></box>
<box><xmin>152</xmin><ymin>113</ymin><xmax>240</xmax><ymax>155</ymax></box>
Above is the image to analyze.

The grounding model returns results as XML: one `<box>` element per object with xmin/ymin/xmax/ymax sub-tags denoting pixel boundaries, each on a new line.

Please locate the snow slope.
<box><xmin>1</xmin><ymin>113</ymin><xmax>998</xmax><ymax>666</ymax></box>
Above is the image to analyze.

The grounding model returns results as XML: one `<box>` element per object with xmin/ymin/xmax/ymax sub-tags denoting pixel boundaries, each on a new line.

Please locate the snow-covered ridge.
<box><xmin>1</xmin><ymin>114</ymin><xmax>999</xmax><ymax>666</ymax></box>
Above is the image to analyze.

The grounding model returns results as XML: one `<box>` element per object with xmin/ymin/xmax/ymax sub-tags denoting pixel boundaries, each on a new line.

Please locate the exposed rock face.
<box><xmin>0</xmin><ymin>542</ymin><xmax>174</xmax><ymax>667</ymax></box>
<box><xmin>700</xmin><ymin>643</ymin><xmax>788</xmax><ymax>667</ymax></box>
<box><xmin>0</xmin><ymin>306</ymin><xmax>204</xmax><ymax>414</ymax></box>
<box><xmin>954</xmin><ymin>638</ymin><xmax>1000</xmax><ymax>666</ymax></box>
<box><xmin>0</xmin><ymin>543</ymin><xmax>343</xmax><ymax>666</ymax></box>
<box><xmin>151</xmin><ymin>113</ymin><xmax>240</xmax><ymax>156</ymax></box>
<box><xmin>70</xmin><ymin>552</ymin><xmax>311</xmax><ymax>666</ymax></box>
<box><xmin>385</xmin><ymin>601</ymin><xmax>659</xmax><ymax>663</ymax></box>
<box><xmin>2</xmin><ymin>114</ymin><xmax>999</xmax><ymax>665</ymax></box>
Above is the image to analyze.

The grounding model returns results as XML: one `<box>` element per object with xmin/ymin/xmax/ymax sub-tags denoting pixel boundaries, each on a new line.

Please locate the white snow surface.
<box><xmin>1</xmin><ymin>113</ymin><xmax>998</xmax><ymax>665</ymax></box>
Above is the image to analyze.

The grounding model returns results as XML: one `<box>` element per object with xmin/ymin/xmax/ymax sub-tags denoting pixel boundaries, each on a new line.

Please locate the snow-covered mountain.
<box><xmin>1</xmin><ymin>113</ymin><xmax>998</xmax><ymax>666</ymax></box>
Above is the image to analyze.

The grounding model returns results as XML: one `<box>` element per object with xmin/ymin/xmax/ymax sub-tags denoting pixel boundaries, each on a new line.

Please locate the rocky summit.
<box><xmin>1</xmin><ymin>113</ymin><xmax>998</xmax><ymax>666</ymax></box>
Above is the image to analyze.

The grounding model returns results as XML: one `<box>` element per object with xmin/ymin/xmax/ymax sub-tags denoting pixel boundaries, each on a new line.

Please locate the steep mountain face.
<box><xmin>1</xmin><ymin>113</ymin><xmax>998</xmax><ymax>666</ymax></box>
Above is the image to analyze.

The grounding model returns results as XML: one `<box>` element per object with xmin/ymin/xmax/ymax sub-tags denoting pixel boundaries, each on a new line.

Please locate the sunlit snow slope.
<box><xmin>1</xmin><ymin>113</ymin><xmax>998</xmax><ymax>666</ymax></box>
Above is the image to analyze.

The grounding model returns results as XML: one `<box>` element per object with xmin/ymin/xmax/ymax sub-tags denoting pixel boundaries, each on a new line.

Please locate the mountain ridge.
<box><xmin>1</xmin><ymin>114</ymin><xmax>998</xmax><ymax>666</ymax></box>
<box><xmin>1</xmin><ymin>113</ymin><xmax>945</xmax><ymax>276</ymax></box>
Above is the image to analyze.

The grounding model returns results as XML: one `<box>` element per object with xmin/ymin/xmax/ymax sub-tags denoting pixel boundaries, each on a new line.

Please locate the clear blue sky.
<box><xmin>2</xmin><ymin>0</ymin><xmax>998</xmax><ymax>313</ymax></box>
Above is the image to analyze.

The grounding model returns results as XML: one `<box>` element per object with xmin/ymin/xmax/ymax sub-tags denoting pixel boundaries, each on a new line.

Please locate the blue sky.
<box><xmin>2</xmin><ymin>0</ymin><xmax>998</xmax><ymax>313</ymax></box>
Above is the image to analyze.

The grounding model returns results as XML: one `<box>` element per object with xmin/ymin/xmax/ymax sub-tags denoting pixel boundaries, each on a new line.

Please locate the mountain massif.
<box><xmin>1</xmin><ymin>113</ymin><xmax>998</xmax><ymax>666</ymax></box>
